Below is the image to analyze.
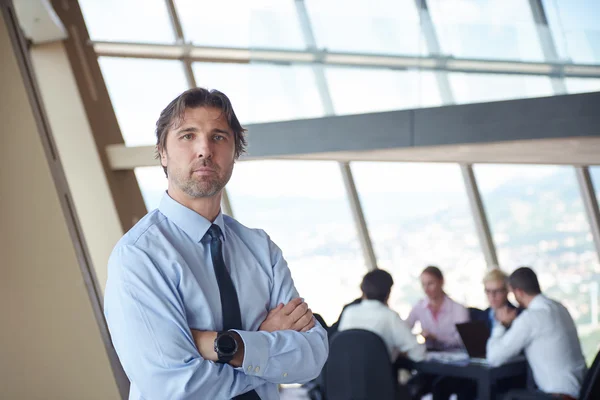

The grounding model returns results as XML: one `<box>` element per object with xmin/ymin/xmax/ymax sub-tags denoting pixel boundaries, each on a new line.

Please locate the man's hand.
<box><xmin>191</xmin><ymin>330</ymin><xmax>245</xmax><ymax>368</ymax></box>
<box><xmin>259</xmin><ymin>298</ymin><xmax>315</xmax><ymax>333</ymax></box>
<box><xmin>495</xmin><ymin>305</ymin><xmax>517</xmax><ymax>327</ymax></box>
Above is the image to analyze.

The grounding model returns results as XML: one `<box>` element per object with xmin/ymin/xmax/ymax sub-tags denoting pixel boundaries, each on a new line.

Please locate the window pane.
<box><xmin>325</xmin><ymin>67</ymin><xmax>443</xmax><ymax>115</ymax></box>
<box><xmin>449</xmin><ymin>73</ymin><xmax>554</xmax><ymax>104</ymax></box>
<box><xmin>192</xmin><ymin>63</ymin><xmax>324</xmax><ymax>124</ymax></box>
<box><xmin>592</xmin><ymin>167</ymin><xmax>600</xmax><ymax>202</ymax></box>
<box><xmin>175</xmin><ymin>0</ymin><xmax>305</xmax><ymax>49</ymax></box>
<box><xmin>79</xmin><ymin>0</ymin><xmax>175</xmax><ymax>43</ymax></box>
<box><xmin>543</xmin><ymin>0</ymin><xmax>600</xmax><ymax>64</ymax></box>
<box><xmin>99</xmin><ymin>58</ymin><xmax>189</xmax><ymax>146</ymax></box>
<box><xmin>305</xmin><ymin>0</ymin><xmax>427</xmax><ymax>55</ymax></box>
<box><xmin>352</xmin><ymin>162</ymin><xmax>487</xmax><ymax>318</ymax></box>
<box><xmin>428</xmin><ymin>0</ymin><xmax>543</xmax><ymax>61</ymax></box>
<box><xmin>475</xmin><ymin>164</ymin><xmax>600</xmax><ymax>362</ymax></box>
<box><xmin>566</xmin><ymin>78</ymin><xmax>600</xmax><ymax>94</ymax></box>
<box><xmin>134</xmin><ymin>167</ymin><xmax>167</xmax><ymax>212</ymax></box>
<box><xmin>227</xmin><ymin>160</ymin><xmax>365</xmax><ymax>324</ymax></box>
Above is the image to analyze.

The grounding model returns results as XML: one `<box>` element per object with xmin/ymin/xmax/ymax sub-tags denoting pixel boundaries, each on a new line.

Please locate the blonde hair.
<box><xmin>483</xmin><ymin>268</ymin><xmax>508</xmax><ymax>286</ymax></box>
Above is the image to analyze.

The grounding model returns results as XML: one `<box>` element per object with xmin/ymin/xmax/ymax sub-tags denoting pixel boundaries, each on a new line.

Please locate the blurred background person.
<box><xmin>339</xmin><ymin>269</ymin><xmax>426</xmax><ymax>364</ymax></box>
<box><xmin>405</xmin><ymin>266</ymin><xmax>470</xmax><ymax>400</ymax></box>
<box><xmin>488</xmin><ymin>267</ymin><xmax>587</xmax><ymax>400</ymax></box>
<box><xmin>472</xmin><ymin>268</ymin><xmax>519</xmax><ymax>331</ymax></box>
<box><xmin>407</xmin><ymin>265</ymin><xmax>469</xmax><ymax>351</ymax></box>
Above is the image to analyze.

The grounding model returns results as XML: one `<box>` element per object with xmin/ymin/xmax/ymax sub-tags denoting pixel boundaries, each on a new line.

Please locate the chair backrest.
<box><xmin>314</xmin><ymin>313</ymin><xmax>329</xmax><ymax>331</ymax></box>
<box><xmin>580</xmin><ymin>349</ymin><xmax>600</xmax><ymax>400</ymax></box>
<box><xmin>468</xmin><ymin>307</ymin><xmax>485</xmax><ymax>322</ymax></box>
<box><xmin>325</xmin><ymin>329</ymin><xmax>397</xmax><ymax>400</ymax></box>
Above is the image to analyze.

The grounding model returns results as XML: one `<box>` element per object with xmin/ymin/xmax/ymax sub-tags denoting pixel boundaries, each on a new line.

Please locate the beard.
<box><xmin>169</xmin><ymin>158</ymin><xmax>233</xmax><ymax>198</ymax></box>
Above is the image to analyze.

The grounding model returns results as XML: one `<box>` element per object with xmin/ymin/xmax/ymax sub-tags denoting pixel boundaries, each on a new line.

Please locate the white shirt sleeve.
<box><xmin>393</xmin><ymin>315</ymin><xmax>426</xmax><ymax>362</ymax></box>
<box><xmin>486</xmin><ymin>311</ymin><xmax>532</xmax><ymax>366</ymax></box>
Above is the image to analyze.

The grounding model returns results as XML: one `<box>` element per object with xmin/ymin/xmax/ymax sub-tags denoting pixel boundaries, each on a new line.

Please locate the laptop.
<box><xmin>456</xmin><ymin>321</ymin><xmax>491</xmax><ymax>363</ymax></box>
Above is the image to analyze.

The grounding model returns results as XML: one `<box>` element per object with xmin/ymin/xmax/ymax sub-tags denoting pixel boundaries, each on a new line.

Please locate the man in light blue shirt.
<box><xmin>104</xmin><ymin>88</ymin><xmax>329</xmax><ymax>399</ymax></box>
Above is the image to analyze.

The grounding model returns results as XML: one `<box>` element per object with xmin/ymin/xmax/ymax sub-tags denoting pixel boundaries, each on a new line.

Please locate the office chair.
<box><xmin>579</xmin><ymin>349</ymin><xmax>600</xmax><ymax>400</ymax></box>
<box><xmin>325</xmin><ymin>329</ymin><xmax>406</xmax><ymax>400</ymax></box>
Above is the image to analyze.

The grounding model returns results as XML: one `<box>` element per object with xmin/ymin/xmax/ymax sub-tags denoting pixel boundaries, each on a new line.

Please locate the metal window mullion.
<box><xmin>340</xmin><ymin>163</ymin><xmax>378</xmax><ymax>270</ymax></box>
<box><xmin>414</xmin><ymin>0</ymin><xmax>455</xmax><ymax>104</ymax></box>
<box><xmin>294</xmin><ymin>0</ymin><xmax>377</xmax><ymax>270</ymax></box>
<box><xmin>461</xmin><ymin>164</ymin><xmax>499</xmax><ymax>267</ymax></box>
<box><xmin>293</xmin><ymin>0</ymin><xmax>335</xmax><ymax>114</ymax></box>
<box><xmin>528</xmin><ymin>0</ymin><xmax>567</xmax><ymax>94</ymax></box>
<box><xmin>91</xmin><ymin>41</ymin><xmax>600</xmax><ymax>79</ymax></box>
<box><xmin>575</xmin><ymin>167</ymin><xmax>600</xmax><ymax>263</ymax></box>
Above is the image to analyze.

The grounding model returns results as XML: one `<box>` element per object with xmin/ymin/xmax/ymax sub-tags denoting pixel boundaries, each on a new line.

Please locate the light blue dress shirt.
<box><xmin>104</xmin><ymin>192</ymin><xmax>329</xmax><ymax>400</ymax></box>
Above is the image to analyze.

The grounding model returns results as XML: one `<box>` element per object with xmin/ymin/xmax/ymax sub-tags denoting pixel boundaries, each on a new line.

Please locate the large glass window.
<box><xmin>134</xmin><ymin>166</ymin><xmax>167</xmax><ymax>212</ymax></box>
<box><xmin>227</xmin><ymin>160</ymin><xmax>365</xmax><ymax>325</ymax></box>
<box><xmin>99</xmin><ymin>58</ymin><xmax>189</xmax><ymax>146</ymax></box>
<box><xmin>193</xmin><ymin>62</ymin><xmax>325</xmax><ymax>124</ymax></box>
<box><xmin>543</xmin><ymin>0</ymin><xmax>600</xmax><ymax>64</ymax></box>
<box><xmin>305</xmin><ymin>0</ymin><xmax>427</xmax><ymax>55</ymax></box>
<box><xmin>351</xmin><ymin>162</ymin><xmax>487</xmax><ymax>318</ymax></box>
<box><xmin>428</xmin><ymin>0</ymin><xmax>543</xmax><ymax>61</ymax></box>
<box><xmin>79</xmin><ymin>0</ymin><xmax>175</xmax><ymax>43</ymax></box>
<box><xmin>134</xmin><ymin>161</ymin><xmax>365</xmax><ymax>325</ymax></box>
<box><xmin>325</xmin><ymin>67</ymin><xmax>443</xmax><ymax>115</ymax></box>
<box><xmin>566</xmin><ymin>78</ymin><xmax>600</xmax><ymax>95</ymax></box>
<box><xmin>175</xmin><ymin>0</ymin><xmax>305</xmax><ymax>49</ymax></box>
<box><xmin>475</xmin><ymin>164</ymin><xmax>600</xmax><ymax>362</ymax></box>
<box><xmin>449</xmin><ymin>73</ymin><xmax>554</xmax><ymax>104</ymax></box>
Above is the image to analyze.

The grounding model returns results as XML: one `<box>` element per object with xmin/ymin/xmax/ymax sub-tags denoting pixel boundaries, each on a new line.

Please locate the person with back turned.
<box><xmin>339</xmin><ymin>269</ymin><xmax>426</xmax><ymax>364</ymax></box>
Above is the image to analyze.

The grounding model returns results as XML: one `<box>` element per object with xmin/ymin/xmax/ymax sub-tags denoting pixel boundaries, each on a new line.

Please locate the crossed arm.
<box><xmin>191</xmin><ymin>297</ymin><xmax>316</xmax><ymax>367</ymax></box>
<box><xmin>104</xmin><ymin>243</ymin><xmax>328</xmax><ymax>400</ymax></box>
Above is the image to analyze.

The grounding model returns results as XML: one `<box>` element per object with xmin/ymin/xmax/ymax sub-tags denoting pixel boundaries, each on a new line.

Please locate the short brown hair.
<box><xmin>509</xmin><ymin>267</ymin><xmax>542</xmax><ymax>295</ymax></box>
<box><xmin>360</xmin><ymin>269</ymin><xmax>394</xmax><ymax>303</ymax></box>
<box><xmin>155</xmin><ymin>88</ymin><xmax>247</xmax><ymax>175</ymax></box>
<box><xmin>421</xmin><ymin>265</ymin><xmax>444</xmax><ymax>281</ymax></box>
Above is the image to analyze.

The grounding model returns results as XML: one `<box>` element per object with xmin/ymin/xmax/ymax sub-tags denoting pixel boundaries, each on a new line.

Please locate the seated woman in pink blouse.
<box><xmin>407</xmin><ymin>265</ymin><xmax>469</xmax><ymax>351</ymax></box>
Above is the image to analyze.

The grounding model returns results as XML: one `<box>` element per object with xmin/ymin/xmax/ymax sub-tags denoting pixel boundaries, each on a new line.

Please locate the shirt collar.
<box><xmin>527</xmin><ymin>294</ymin><xmax>545</xmax><ymax>309</ymax></box>
<box><xmin>425</xmin><ymin>294</ymin><xmax>449</xmax><ymax>309</ymax></box>
<box><xmin>362</xmin><ymin>299</ymin><xmax>386</xmax><ymax>307</ymax></box>
<box><xmin>158</xmin><ymin>191</ymin><xmax>226</xmax><ymax>243</ymax></box>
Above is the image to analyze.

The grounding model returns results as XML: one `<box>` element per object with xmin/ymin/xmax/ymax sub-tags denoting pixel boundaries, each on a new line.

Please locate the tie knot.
<box><xmin>206</xmin><ymin>224</ymin><xmax>222</xmax><ymax>241</ymax></box>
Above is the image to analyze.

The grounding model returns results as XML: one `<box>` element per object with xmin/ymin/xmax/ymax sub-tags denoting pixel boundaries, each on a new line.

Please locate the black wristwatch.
<box><xmin>214</xmin><ymin>331</ymin><xmax>238</xmax><ymax>363</ymax></box>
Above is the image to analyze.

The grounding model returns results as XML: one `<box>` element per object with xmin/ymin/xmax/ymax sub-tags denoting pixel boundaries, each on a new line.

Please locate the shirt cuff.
<box><xmin>231</xmin><ymin>330</ymin><xmax>269</xmax><ymax>378</ymax></box>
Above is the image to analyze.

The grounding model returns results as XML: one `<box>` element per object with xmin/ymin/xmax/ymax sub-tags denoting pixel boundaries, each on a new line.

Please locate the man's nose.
<box><xmin>194</xmin><ymin>136</ymin><xmax>213</xmax><ymax>159</ymax></box>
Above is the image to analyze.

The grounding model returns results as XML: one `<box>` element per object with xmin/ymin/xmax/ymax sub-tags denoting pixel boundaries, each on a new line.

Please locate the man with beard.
<box><xmin>104</xmin><ymin>88</ymin><xmax>328</xmax><ymax>400</ymax></box>
<box><xmin>487</xmin><ymin>267</ymin><xmax>586</xmax><ymax>400</ymax></box>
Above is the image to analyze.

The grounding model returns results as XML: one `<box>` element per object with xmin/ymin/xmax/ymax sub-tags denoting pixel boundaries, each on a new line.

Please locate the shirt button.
<box><xmin>247</xmin><ymin>366</ymin><xmax>253</xmax><ymax>372</ymax></box>
<box><xmin>283</xmin><ymin>372</ymin><xmax>288</xmax><ymax>377</ymax></box>
<box><xmin>254</xmin><ymin>366</ymin><xmax>260</xmax><ymax>373</ymax></box>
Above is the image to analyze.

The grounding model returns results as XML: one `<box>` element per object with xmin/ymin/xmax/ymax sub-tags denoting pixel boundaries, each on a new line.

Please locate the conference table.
<box><xmin>413</xmin><ymin>354</ymin><xmax>528</xmax><ymax>400</ymax></box>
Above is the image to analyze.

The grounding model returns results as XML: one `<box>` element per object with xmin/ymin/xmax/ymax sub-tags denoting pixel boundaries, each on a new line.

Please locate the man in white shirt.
<box><xmin>487</xmin><ymin>267</ymin><xmax>587</xmax><ymax>400</ymax></box>
<box><xmin>338</xmin><ymin>269</ymin><xmax>426</xmax><ymax>363</ymax></box>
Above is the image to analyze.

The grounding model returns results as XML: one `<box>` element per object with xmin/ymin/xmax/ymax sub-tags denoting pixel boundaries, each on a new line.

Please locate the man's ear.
<box><xmin>158</xmin><ymin>145</ymin><xmax>167</xmax><ymax>168</ymax></box>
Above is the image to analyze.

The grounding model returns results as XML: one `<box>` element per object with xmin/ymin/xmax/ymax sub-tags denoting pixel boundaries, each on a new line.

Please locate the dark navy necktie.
<box><xmin>207</xmin><ymin>224</ymin><xmax>261</xmax><ymax>400</ymax></box>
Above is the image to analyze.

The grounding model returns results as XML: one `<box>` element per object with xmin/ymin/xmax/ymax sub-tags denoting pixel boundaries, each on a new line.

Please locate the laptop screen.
<box><xmin>456</xmin><ymin>321</ymin><xmax>490</xmax><ymax>359</ymax></box>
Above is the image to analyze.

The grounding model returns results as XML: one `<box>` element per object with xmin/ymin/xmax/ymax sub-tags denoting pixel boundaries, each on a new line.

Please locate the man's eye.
<box><xmin>214</xmin><ymin>135</ymin><xmax>224</xmax><ymax>141</ymax></box>
<box><xmin>182</xmin><ymin>133</ymin><xmax>193</xmax><ymax>140</ymax></box>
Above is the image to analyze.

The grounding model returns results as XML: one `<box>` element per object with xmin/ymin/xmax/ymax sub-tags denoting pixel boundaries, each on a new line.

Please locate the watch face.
<box><xmin>218</xmin><ymin>334</ymin><xmax>237</xmax><ymax>355</ymax></box>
